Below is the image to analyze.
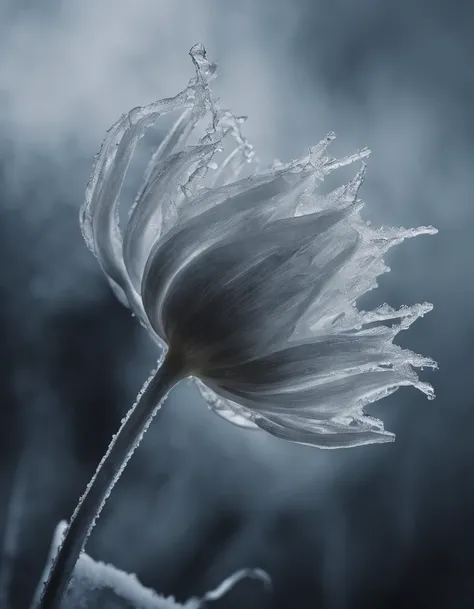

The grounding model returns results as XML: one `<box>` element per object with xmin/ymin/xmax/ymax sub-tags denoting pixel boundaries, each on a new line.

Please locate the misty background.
<box><xmin>0</xmin><ymin>1</ymin><xmax>471</xmax><ymax>608</ymax></box>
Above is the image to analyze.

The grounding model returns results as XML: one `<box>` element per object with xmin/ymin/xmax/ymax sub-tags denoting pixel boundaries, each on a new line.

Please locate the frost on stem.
<box><xmin>33</xmin><ymin>522</ymin><xmax>270</xmax><ymax>609</ymax></box>
<box><xmin>37</xmin><ymin>356</ymin><xmax>183</xmax><ymax>609</ymax></box>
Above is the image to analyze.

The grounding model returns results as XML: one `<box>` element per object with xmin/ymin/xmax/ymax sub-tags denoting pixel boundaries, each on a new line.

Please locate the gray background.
<box><xmin>0</xmin><ymin>1</ymin><xmax>471</xmax><ymax>608</ymax></box>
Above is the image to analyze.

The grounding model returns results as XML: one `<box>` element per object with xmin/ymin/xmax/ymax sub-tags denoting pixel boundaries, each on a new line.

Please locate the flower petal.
<box><xmin>123</xmin><ymin>143</ymin><xmax>218</xmax><ymax>293</ymax></box>
<box><xmin>298</xmin><ymin>221</ymin><xmax>438</xmax><ymax>335</ymax></box>
<box><xmin>208</xmin><ymin>329</ymin><xmax>435</xmax><ymax>391</ymax></box>
<box><xmin>153</xmin><ymin>205</ymin><xmax>358</xmax><ymax>366</ymax></box>
<box><xmin>193</xmin><ymin>378</ymin><xmax>258</xmax><ymax>429</ymax></box>
<box><xmin>213</xmin><ymin>365</ymin><xmax>433</xmax><ymax>418</ymax></box>
<box><xmin>79</xmin><ymin>100</ymin><xmax>198</xmax><ymax>308</ymax></box>
<box><xmin>252</xmin><ymin>411</ymin><xmax>395</xmax><ymax>449</ymax></box>
<box><xmin>142</xmin><ymin>172</ymin><xmax>311</xmax><ymax>339</ymax></box>
<box><xmin>202</xmin><ymin>331</ymin><xmax>435</xmax><ymax>433</ymax></box>
<box><xmin>80</xmin><ymin>43</ymin><xmax>220</xmax><ymax>311</ymax></box>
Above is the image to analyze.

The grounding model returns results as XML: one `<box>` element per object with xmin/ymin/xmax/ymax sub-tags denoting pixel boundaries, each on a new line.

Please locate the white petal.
<box><xmin>216</xmin><ymin>366</ymin><xmax>433</xmax><ymax>417</ymax></box>
<box><xmin>79</xmin><ymin>43</ymin><xmax>219</xmax><ymax>311</ymax></box>
<box><xmin>152</xmin><ymin>205</ymin><xmax>358</xmax><ymax>367</ymax></box>
<box><xmin>209</xmin><ymin>331</ymin><xmax>436</xmax><ymax>393</ymax></box>
<box><xmin>142</xmin><ymin>172</ymin><xmax>310</xmax><ymax>339</ymax></box>
<box><xmin>123</xmin><ymin>143</ymin><xmax>218</xmax><ymax>292</ymax></box>
<box><xmin>202</xmin><ymin>332</ymin><xmax>435</xmax><ymax>444</ymax></box>
<box><xmin>193</xmin><ymin>379</ymin><xmax>258</xmax><ymax>429</ymax></box>
<box><xmin>299</xmin><ymin>221</ymin><xmax>438</xmax><ymax>335</ymax></box>
<box><xmin>252</xmin><ymin>411</ymin><xmax>395</xmax><ymax>449</ymax></box>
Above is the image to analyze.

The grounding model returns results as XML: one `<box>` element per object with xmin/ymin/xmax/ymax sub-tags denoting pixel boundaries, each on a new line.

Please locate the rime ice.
<box><xmin>81</xmin><ymin>43</ymin><xmax>437</xmax><ymax>449</ymax></box>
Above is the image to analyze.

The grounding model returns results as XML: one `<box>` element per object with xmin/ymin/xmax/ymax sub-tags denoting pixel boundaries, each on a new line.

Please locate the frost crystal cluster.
<box><xmin>81</xmin><ymin>43</ymin><xmax>437</xmax><ymax>449</ymax></box>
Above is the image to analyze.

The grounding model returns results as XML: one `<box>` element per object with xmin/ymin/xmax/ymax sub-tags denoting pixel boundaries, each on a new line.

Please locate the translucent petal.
<box><xmin>207</xmin><ymin>330</ymin><xmax>434</xmax><ymax>391</ymax></box>
<box><xmin>201</xmin><ymin>331</ymin><xmax>435</xmax><ymax>440</ymax></box>
<box><xmin>252</xmin><ymin>411</ymin><xmax>395</xmax><ymax>449</ymax></box>
<box><xmin>209</xmin><ymin>146</ymin><xmax>247</xmax><ymax>188</ymax></box>
<box><xmin>207</xmin><ymin>111</ymin><xmax>255</xmax><ymax>188</ymax></box>
<box><xmin>177</xmin><ymin>173</ymin><xmax>275</xmax><ymax>223</ymax></box>
<box><xmin>79</xmin><ymin>43</ymin><xmax>219</xmax><ymax>310</ymax></box>
<box><xmin>154</xmin><ymin>206</ymin><xmax>359</xmax><ymax>367</ymax></box>
<box><xmin>142</xmin><ymin>172</ymin><xmax>310</xmax><ymax>339</ymax></box>
<box><xmin>214</xmin><ymin>365</ymin><xmax>434</xmax><ymax>418</ymax></box>
<box><xmin>296</xmin><ymin>162</ymin><xmax>366</xmax><ymax>217</ymax></box>
<box><xmin>123</xmin><ymin>144</ymin><xmax>218</xmax><ymax>292</ymax></box>
<box><xmin>148</xmin><ymin>107</ymin><xmax>203</xmax><ymax>166</ymax></box>
<box><xmin>298</xmin><ymin>219</ymin><xmax>437</xmax><ymax>335</ymax></box>
<box><xmin>193</xmin><ymin>378</ymin><xmax>258</xmax><ymax>429</ymax></box>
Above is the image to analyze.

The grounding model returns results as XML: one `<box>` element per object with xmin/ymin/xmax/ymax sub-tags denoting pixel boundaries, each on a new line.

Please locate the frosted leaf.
<box><xmin>32</xmin><ymin>523</ymin><xmax>191</xmax><ymax>609</ymax></box>
<box><xmin>200</xmin><ymin>568</ymin><xmax>271</xmax><ymax>602</ymax></box>
<box><xmin>34</xmin><ymin>523</ymin><xmax>271</xmax><ymax>609</ymax></box>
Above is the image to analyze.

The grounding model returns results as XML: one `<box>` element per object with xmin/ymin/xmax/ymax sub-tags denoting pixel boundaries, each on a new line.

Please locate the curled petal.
<box><xmin>193</xmin><ymin>378</ymin><xmax>258</xmax><ymax>429</ymax></box>
<box><xmin>208</xmin><ymin>330</ymin><xmax>436</xmax><ymax>391</ymax></box>
<box><xmin>252</xmin><ymin>411</ymin><xmax>395</xmax><ymax>449</ymax></box>
<box><xmin>201</xmin><ymin>330</ymin><xmax>435</xmax><ymax>444</ymax></box>
<box><xmin>80</xmin><ymin>100</ymin><xmax>195</xmax><ymax>292</ymax></box>
<box><xmin>79</xmin><ymin>43</ymin><xmax>220</xmax><ymax>312</ymax></box>
<box><xmin>123</xmin><ymin>144</ymin><xmax>218</xmax><ymax>292</ymax></box>
<box><xmin>213</xmin><ymin>365</ymin><xmax>434</xmax><ymax>417</ymax></box>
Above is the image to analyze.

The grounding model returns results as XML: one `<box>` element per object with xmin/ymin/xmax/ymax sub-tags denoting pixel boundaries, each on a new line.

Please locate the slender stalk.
<box><xmin>36</xmin><ymin>354</ymin><xmax>184</xmax><ymax>609</ymax></box>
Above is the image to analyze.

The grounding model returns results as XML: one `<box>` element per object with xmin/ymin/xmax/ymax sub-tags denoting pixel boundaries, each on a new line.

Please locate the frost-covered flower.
<box><xmin>38</xmin><ymin>43</ymin><xmax>438</xmax><ymax>609</ymax></box>
<box><xmin>81</xmin><ymin>43</ymin><xmax>437</xmax><ymax>449</ymax></box>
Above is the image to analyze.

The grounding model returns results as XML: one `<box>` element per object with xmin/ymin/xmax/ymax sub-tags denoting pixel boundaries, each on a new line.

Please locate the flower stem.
<box><xmin>36</xmin><ymin>354</ymin><xmax>183</xmax><ymax>609</ymax></box>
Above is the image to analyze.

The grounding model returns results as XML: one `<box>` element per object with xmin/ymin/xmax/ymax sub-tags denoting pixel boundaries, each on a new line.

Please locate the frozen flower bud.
<box><xmin>81</xmin><ymin>44</ymin><xmax>437</xmax><ymax>449</ymax></box>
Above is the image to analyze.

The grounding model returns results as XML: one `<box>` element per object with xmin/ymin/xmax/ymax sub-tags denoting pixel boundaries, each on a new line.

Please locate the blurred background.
<box><xmin>0</xmin><ymin>1</ymin><xmax>472</xmax><ymax>608</ymax></box>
